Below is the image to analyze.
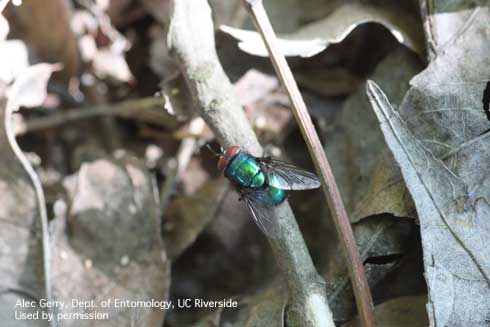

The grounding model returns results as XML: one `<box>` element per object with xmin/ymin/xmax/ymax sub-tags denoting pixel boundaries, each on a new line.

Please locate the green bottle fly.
<box><xmin>216</xmin><ymin>145</ymin><xmax>320</xmax><ymax>237</ymax></box>
<box><xmin>218</xmin><ymin>146</ymin><xmax>286</xmax><ymax>205</ymax></box>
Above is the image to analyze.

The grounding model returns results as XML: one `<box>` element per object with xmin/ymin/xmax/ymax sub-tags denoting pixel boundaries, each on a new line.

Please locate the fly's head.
<box><xmin>217</xmin><ymin>145</ymin><xmax>240</xmax><ymax>171</ymax></box>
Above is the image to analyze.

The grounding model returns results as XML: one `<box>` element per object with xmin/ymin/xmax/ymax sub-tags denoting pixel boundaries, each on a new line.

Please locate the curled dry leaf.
<box><xmin>221</xmin><ymin>3</ymin><xmax>424</xmax><ymax>57</ymax></box>
<box><xmin>220</xmin><ymin>25</ymin><xmax>325</xmax><ymax>58</ymax></box>
<box><xmin>366</xmin><ymin>7</ymin><xmax>490</xmax><ymax>322</ymax></box>
<box><xmin>7</xmin><ymin>63</ymin><xmax>62</xmax><ymax>110</ymax></box>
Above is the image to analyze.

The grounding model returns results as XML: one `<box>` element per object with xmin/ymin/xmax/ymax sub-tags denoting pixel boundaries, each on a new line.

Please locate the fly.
<box><xmin>212</xmin><ymin>145</ymin><xmax>321</xmax><ymax>238</ymax></box>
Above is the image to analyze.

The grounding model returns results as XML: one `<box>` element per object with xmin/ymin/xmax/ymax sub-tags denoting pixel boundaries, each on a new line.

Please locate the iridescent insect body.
<box><xmin>216</xmin><ymin>145</ymin><xmax>320</xmax><ymax>238</ymax></box>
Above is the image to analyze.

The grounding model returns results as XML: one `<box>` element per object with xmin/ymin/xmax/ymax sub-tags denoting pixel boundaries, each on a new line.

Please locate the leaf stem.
<box><xmin>5</xmin><ymin>101</ymin><xmax>55</xmax><ymax>327</ymax></box>
<box><xmin>241</xmin><ymin>1</ymin><xmax>375</xmax><ymax>326</ymax></box>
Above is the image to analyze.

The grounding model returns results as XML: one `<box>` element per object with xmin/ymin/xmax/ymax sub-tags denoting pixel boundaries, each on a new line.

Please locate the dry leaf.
<box><xmin>71</xmin><ymin>7</ymin><xmax>133</xmax><ymax>83</ymax></box>
<box><xmin>92</xmin><ymin>47</ymin><xmax>133</xmax><ymax>82</ymax></box>
<box><xmin>325</xmin><ymin>215</ymin><xmax>415</xmax><ymax>321</ymax></box>
<box><xmin>367</xmin><ymin>7</ymin><xmax>490</xmax><ymax>321</ymax></box>
<box><xmin>141</xmin><ymin>0</ymin><xmax>170</xmax><ymax>24</ymax></box>
<box><xmin>191</xmin><ymin>283</ymin><xmax>286</xmax><ymax>327</ymax></box>
<box><xmin>341</xmin><ymin>295</ymin><xmax>428</xmax><ymax>327</ymax></box>
<box><xmin>71</xmin><ymin>10</ymin><xmax>98</xmax><ymax>35</ymax></box>
<box><xmin>164</xmin><ymin>178</ymin><xmax>228</xmax><ymax>259</ymax></box>
<box><xmin>233</xmin><ymin>69</ymin><xmax>279</xmax><ymax>106</ymax></box>
<box><xmin>322</xmin><ymin>47</ymin><xmax>421</xmax><ymax>221</ymax></box>
<box><xmin>7</xmin><ymin>63</ymin><xmax>61</xmax><ymax>109</ymax></box>
<box><xmin>78</xmin><ymin>34</ymin><xmax>98</xmax><ymax>62</ymax></box>
<box><xmin>4</xmin><ymin>0</ymin><xmax>79</xmax><ymax>80</ymax></box>
<box><xmin>148</xmin><ymin>25</ymin><xmax>179</xmax><ymax>78</ymax></box>
<box><xmin>52</xmin><ymin>157</ymin><xmax>170</xmax><ymax>327</ymax></box>
<box><xmin>0</xmin><ymin>13</ymin><xmax>8</xmax><ymax>41</ymax></box>
<box><xmin>0</xmin><ymin>40</ymin><xmax>28</xmax><ymax>84</ymax></box>
<box><xmin>221</xmin><ymin>3</ymin><xmax>424</xmax><ymax>57</ymax></box>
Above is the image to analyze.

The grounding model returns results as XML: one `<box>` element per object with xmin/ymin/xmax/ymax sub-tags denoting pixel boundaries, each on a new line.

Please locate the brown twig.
<box><xmin>17</xmin><ymin>97</ymin><xmax>179</xmax><ymax>135</ymax></box>
<box><xmin>241</xmin><ymin>1</ymin><xmax>375</xmax><ymax>326</ymax></box>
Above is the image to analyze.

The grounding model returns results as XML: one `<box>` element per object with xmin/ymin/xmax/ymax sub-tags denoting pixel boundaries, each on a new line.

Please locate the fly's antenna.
<box><xmin>205</xmin><ymin>143</ymin><xmax>223</xmax><ymax>157</ymax></box>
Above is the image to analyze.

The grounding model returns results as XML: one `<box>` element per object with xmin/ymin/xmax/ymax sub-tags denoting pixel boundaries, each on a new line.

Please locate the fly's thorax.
<box><xmin>225</xmin><ymin>152</ymin><xmax>265</xmax><ymax>188</ymax></box>
<box><xmin>266</xmin><ymin>186</ymin><xmax>286</xmax><ymax>205</ymax></box>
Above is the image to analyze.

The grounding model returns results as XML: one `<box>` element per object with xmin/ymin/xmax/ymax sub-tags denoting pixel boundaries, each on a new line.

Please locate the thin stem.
<box><xmin>5</xmin><ymin>102</ymin><xmax>55</xmax><ymax>327</ymax></box>
<box><xmin>241</xmin><ymin>1</ymin><xmax>375</xmax><ymax>326</ymax></box>
<box><xmin>18</xmin><ymin>97</ymin><xmax>174</xmax><ymax>135</ymax></box>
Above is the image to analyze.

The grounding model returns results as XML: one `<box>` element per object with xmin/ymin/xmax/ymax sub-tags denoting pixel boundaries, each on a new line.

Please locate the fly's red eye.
<box><xmin>217</xmin><ymin>156</ymin><xmax>228</xmax><ymax>171</ymax></box>
<box><xmin>225</xmin><ymin>146</ymin><xmax>240</xmax><ymax>158</ymax></box>
<box><xmin>217</xmin><ymin>146</ymin><xmax>240</xmax><ymax>171</ymax></box>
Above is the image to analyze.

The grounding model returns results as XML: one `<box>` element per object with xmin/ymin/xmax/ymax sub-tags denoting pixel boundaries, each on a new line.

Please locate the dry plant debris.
<box><xmin>0</xmin><ymin>0</ymin><xmax>486</xmax><ymax>326</ymax></box>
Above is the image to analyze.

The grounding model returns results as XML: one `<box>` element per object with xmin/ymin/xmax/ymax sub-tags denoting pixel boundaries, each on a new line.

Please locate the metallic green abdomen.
<box><xmin>225</xmin><ymin>152</ymin><xmax>265</xmax><ymax>188</ymax></box>
<box><xmin>266</xmin><ymin>186</ymin><xmax>286</xmax><ymax>205</ymax></box>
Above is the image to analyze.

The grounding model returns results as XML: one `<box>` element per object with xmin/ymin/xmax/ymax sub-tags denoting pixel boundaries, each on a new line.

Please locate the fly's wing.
<box><xmin>239</xmin><ymin>188</ymin><xmax>280</xmax><ymax>239</ymax></box>
<box><xmin>258</xmin><ymin>157</ymin><xmax>321</xmax><ymax>190</ymax></box>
